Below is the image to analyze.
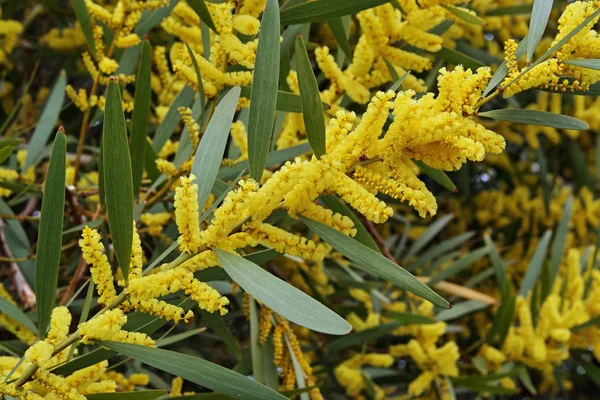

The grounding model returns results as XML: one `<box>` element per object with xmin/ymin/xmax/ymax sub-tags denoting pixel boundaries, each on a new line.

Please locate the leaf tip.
<box><xmin>58</xmin><ymin>125</ymin><xmax>65</xmax><ymax>135</ymax></box>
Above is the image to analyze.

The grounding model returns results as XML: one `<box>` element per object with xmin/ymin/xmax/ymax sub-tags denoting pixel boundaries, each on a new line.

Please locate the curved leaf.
<box><xmin>98</xmin><ymin>341</ymin><xmax>287</xmax><ymax>400</ymax></box>
<box><xmin>216</xmin><ymin>249</ymin><xmax>351</xmax><ymax>335</ymax></box>
<box><xmin>280</xmin><ymin>0</ymin><xmax>389</xmax><ymax>24</ymax></box>
<box><xmin>103</xmin><ymin>80</ymin><xmax>134</xmax><ymax>279</ymax></box>
<box><xmin>519</xmin><ymin>230</ymin><xmax>553</xmax><ymax>296</ymax></box>
<box><xmin>564</xmin><ymin>58</ymin><xmax>600</xmax><ymax>70</ymax></box>
<box><xmin>300</xmin><ymin>216</ymin><xmax>450</xmax><ymax>308</ymax></box>
<box><xmin>527</xmin><ymin>0</ymin><xmax>553</xmax><ymax>62</ymax></box>
<box><xmin>478</xmin><ymin>109</ymin><xmax>589</xmax><ymax>130</ymax></box>
<box><xmin>35</xmin><ymin>129</ymin><xmax>66</xmax><ymax>336</ymax></box>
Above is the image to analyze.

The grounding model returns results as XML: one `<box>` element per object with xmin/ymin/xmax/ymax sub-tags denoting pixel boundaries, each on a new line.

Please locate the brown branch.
<box><xmin>364</xmin><ymin>219</ymin><xmax>397</xmax><ymax>263</ymax></box>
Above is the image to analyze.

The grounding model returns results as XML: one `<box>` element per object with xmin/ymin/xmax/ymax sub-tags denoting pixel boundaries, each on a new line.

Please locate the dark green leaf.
<box><xmin>564</xmin><ymin>59</ymin><xmax>600</xmax><ymax>70</ymax></box>
<box><xmin>216</xmin><ymin>249</ymin><xmax>351</xmax><ymax>335</ymax></box>
<box><xmin>326</xmin><ymin>323</ymin><xmax>399</xmax><ymax>352</ymax></box>
<box><xmin>248</xmin><ymin>0</ymin><xmax>280</xmax><ymax>181</ymax></box>
<box><xmin>131</xmin><ymin>40</ymin><xmax>152</xmax><ymax>198</ymax></box>
<box><xmin>249</xmin><ymin>297</ymin><xmax>264</xmax><ymax>384</ymax></box>
<box><xmin>478</xmin><ymin>109</ymin><xmax>589</xmax><ymax>130</ymax></box>
<box><xmin>295</xmin><ymin>35</ymin><xmax>326</xmax><ymax>158</ymax></box>
<box><xmin>103</xmin><ymin>80</ymin><xmax>134</xmax><ymax>279</ymax></box>
<box><xmin>486</xmin><ymin>4</ymin><xmax>532</xmax><ymax>16</ymax></box>
<box><xmin>381</xmin><ymin>311</ymin><xmax>434</xmax><ymax>325</ymax></box>
<box><xmin>549</xmin><ymin>196</ymin><xmax>573</xmax><ymax>284</ymax></box>
<box><xmin>72</xmin><ymin>0</ymin><xmax>97</xmax><ymax>58</ymax></box>
<box><xmin>188</xmin><ymin>0</ymin><xmax>217</xmax><ymax>32</ymax></box>
<box><xmin>300</xmin><ymin>216</ymin><xmax>449</xmax><ymax>308</ymax></box>
<box><xmin>191</xmin><ymin>87</ymin><xmax>241</xmax><ymax>214</ymax></box>
<box><xmin>280</xmin><ymin>0</ymin><xmax>389</xmax><ymax>24</ymax></box>
<box><xmin>86</xmin><ymin>391</ymin><xmax>167</xmax><ymax>400</ymax></box>
<box><xmin>429</xmin><ymin>246</ymin><xmax>489</xmax><ymax>285</ymax></box>
<box><xmin>414</xmin><ymin>160</ymin><xmax>456</xmax><ymax>192</ymax></box>
<box><xmin>152</xmin><ymin>86</ymin><xmax>195</xmax><ymax>152</ymax></box>
<box><xmin>0</xmin><ymin>297</ymin><xmax>37</xmax><ymax>334</ymax></box>
<box><xmin>0</xmin><ymin>146</ymin><xmax>14</xmax><ymax>164</ymax></box>
<box><xmin>24</xmin><ymin>71</ymin><xmax>66</xmax><ymax>169</ymax></box>
<box><xmin>436</xmin><ymin>300</ymin><xmax>488</xmax><ymax>322</ymax></box>
<box><xmin>436</xmin><ymin>47</ymin><xmax>485</xmax><ymax>71</ymax></box>
<box><xmin>98</xmin><ymin>341</ymin><xmax>287</xmax><ymax>400</ymax></box>
<box><xmin>442</xmin><ymin>5</ymin><xmax>486</xmax><ymax>25</ymax></box>
<box><xmin>35</xmin><ymin>129</ymin><xmax>66</xmax><ymax>336</ymax></box>
<box><xmin>519</xmin><ymin>230</ymin><xmax>552</xmax><ymax>296</ymax></box>
<box><xmin>326</xmin><ymin>18</ymin><xmax>352</xmax><ymax>61</ymax></box>
<box><xmin>405</xmin><ymin>214</ymin><xmax>454</xmax><ymax>259</ymax></box>
<box><xmin>240</xmin><ymin>87</ymin><xmax>327</xmax><ymax>113</ymax></box>
<box><xmin>483</xmin><ymin>233</ymin><xmax>505</xmax><ymax>287</ymax></box>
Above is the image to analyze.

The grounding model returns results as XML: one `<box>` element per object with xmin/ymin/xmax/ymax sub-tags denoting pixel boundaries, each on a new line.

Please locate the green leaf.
<box><xmin>527</xmin><ymin>0</ymin><xmax>553</xmax><ymax>62</ymax></box>
<box><xmin>382</xmin><ymin>311</ymin><xmax>434</xmax><ymax>325</ymax></box>
<box><xmin>199</xmin><ymin>310</ymin><xmax>241</xmax><ymax>357</ymax></box>
<box><xmin>98</xmin><ymin>341</ymin><xmax>287</xmax><ymax>400</ymax></box>
<box><xmin>442</xmin><ymin>5</ymin><xmax>486</xmax><ymax>25</ymax></box>
<box><xmin>35</xmin><ymin>129</ymin><xmax>66</xmax><ymax>336</ymax></box>
<box><xmin>152</xmin><ymin>86</ymin><xmax>195</xmax><ymax>152</ymax></box>
<box><xmin>564</xmin><ymin>58</ymin><xmax>600</xmax><ymax>70</ymax></box>
<box><xmin>320</xmin><ymin>195</ymin><xmax>381</xmax><ymax>253</ymax></box>
<box><xmin>216</xmin><ymin>249</ymin><xmax>351</xmax><ymax>335</ymax></box>
<box><xmin>86</xmin><ymin>391</ymin><xmax>167</xmax><ymax>400</ymax></box>
<box><xmin>187</xmin><ymin>0</ymin><xmax>217</xmax><ymax>32</ymax></box>
<box><xmin>407</xmin><ymin>232</ymin><xmax>475</xmax><ymax>271</ymax></box>
<box><xmin>280</xmin><ymin>0</ymin><xmax>389</xmax><ymax>24</ymax></box>
<box><xmin>436</xmin><ymin>47</ymin><xmax>485</xmax><ymax>71</ymax></box>
<box><xmin>295</xmin><ymin>35</ymin><xmax>327</xmax><ymax>158</ymax></box>
<box><xmin>186</xmin><ymin>43</ymin><xmax>206</xmax><ymax>114</ymax></box>
<box><xmin>247</xmin><ymin>0</ymin><xmax>280</xmax><ymax>182</ymax></box>
<box><xmin>72</xmin><ymin>0</ymin><xmax>97</xmax><ymax>58</ymax></box>
<box><xmin>155</xmin><ymin>327</ymin><xmax>205</xmax><ymax>347</ymax></box>
<box><xmin>577</xmin><ymin>361</ymin><xmax>600</xmax><ymax>388</ymax></box>
<box><xmin>191</xmin><ymin>87</ymin><xmax>241</xmax><ymax>214</ymax></box>
<box><xmin>549</xmin><ymin>196</ymin><xmax>573</xmax><ymax>284</ymax></box>
<box><xmin>414</xmin><ymin>160</ymin><xmax>456</xmax><ymax>192</ymax></box>
<box><xmin>486</xmin><ymin>280</ymin><xmax>515</xmax><ymax>346</ymax></box>
<box><xmin>483</xmin><ymin>233</ymin><xmax>505</xmax><ymax>287</ymax></box>
<box><xmin>388</xmin><ymin>71</ymin><xmax>409</xmax><ymax>92</ymax></box>
<box><xmin>478</xmin><ymin>109</ymin><xmax>589</xmax><ymax>130</ymax></box>
<box><xmin>0</xmin><ymin>146</ymin><xmax>14</xmax><ymax>164</ymax></box>
<box><xmin>326</xmin><ymin>18</ymin><xmax>352</xmax><ymax>61</ymax></box>
<box><xmin>103</xmin><ymin>80</ymin><xmax>134</xmax><ymax>279</ymax></box>
<box><xmin>428</xmin><ymin>246</ymin><xmax>489</xmax><ymax>285</ymax></box>
<box><xmin>300</xmin><ymin>216</ymin><xmax>449</xmax><ymax>308</ymax></box>
<box><xmin>24</xmin><ymin>71</ymin><xmax>66</xmax><ymax>169</ymax></box>
<box><xmin>326</xmin><ymin>323</ymin><xmax>400</xmax><ymax>352</ymax></box>
<box><xmin>405</xmin><ymin>214</ymin><xmax>454</xmax><ymax>259</ymax></box>
<box><xmin>0</xmin><ymin>296</ymin><xmax>37</xmax><ymax>334</ymax></box>
<box><xmin>131</xmin><ymin>40</ymin><xmax>152</xmax><ymax>198</ymax></box>
<box><xmin>519</xmin><ymin>230</ymin><xmax>552</xmax><ymax>297</ymax></box>
<box><xmin>436</xmin><ymin>300</ymin><xmax>488</xmax><ymax>322</ymax></box>
<box><xmin>570</xmin><ymin>139</ymin><xmax>595</xmax><ymax>191</ymax></box>
<box><xmin>450</xmin><ymin>380</ymin><xmax>517</xmax><ymax>395</ymax></box>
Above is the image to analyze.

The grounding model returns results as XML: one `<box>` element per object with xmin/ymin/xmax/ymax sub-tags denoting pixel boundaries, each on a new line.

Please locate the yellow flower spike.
<box><xmin>232</xmin><ymin>15</ymin><xmax>261</xmax><ymax>36</ymax></box>
<box><xmin>0</xmin><ymin>168</ymin><xmax>19</xmax><ymax>197</ymax></box>
<box><xmin>408</xmin><ymin>371</ymin><xmax>435</xmax><ymax>396</ymax></box>
<box><xmin>230</xmin><ymin>121</ymin><xmax>249</xmax><ymax>160</ymax></box>
<box><xmin>84</xmin><ymin>0</ymin><xmax>116</xmax><ymax>28</ymax></box>
<box><xmin>178</xmin><ymin>249</ymin><xmax>220</xmax><ymax>272</ymax></box>
<box><xmin>0</xmin><ymin>383</ymin><xmax>44</xmax><ymax>400</ymax></box>
<box><xmin>33</xmin><ymin>370</ymin><xmax>87</xmax><ymax>400</ymax></box>
<box><xmin>258</xmin><ymin>307</ymin><xmax>273</xmax><ymax>344</ymax></box>
<box><xmin>174</xmin><ymin>174</ymin><xmax>203</xmax><ymax>253</ymax></box>
<box><xmin>239</xmin><ymin>0</ymin><xmax>266</xmax><ymax>17</ymax></box>
<box><xmin>170</xmin><ymin>377</ymin><xmax>184</xmax><ymax>396</ymax></box>
<box><xmin>273</xmin><ymin>323</ymin><xmax>284</xmax><ymax>366</ymax></box>
<box><xmin>79</xmin><ymin>309</ymin><xmax>155</xmax><ymax>346</ymax></box>
<box><xmin>24</xmin><ymin>341</ymin><xmax>54</xmax><ymax>368</ymax></box>
<box><xmin>64</xmin><ymin>361</ymin><xmax>109</xmax><ymax>393</ymax></box>
<box><xmin>46</xmin><ymin>306</ymin><xmax>71</xmax><ymax>346</ymax></box>
<box><xmin>315</xmin><ymin>46</ymin><xmax>371</xmax><ymax>104</ymax></box>
<box><xmin>127</xmin><ymin>222</ymin><xmax>143</xmax><ymax>281</ymax></box>
<box><xmin>481</xmin><ymin>344</ymin><xmax>506</xmax><ymax>364</ymax></box>
<box><xmin>245</xmin><ymin>221</ymin><xmax>327</xmax><ymax>261</ymax></box>
<box><xmin>79</xmin><ymin>227</ymin><xmax>117</xmax><ymax>306</ymax></box>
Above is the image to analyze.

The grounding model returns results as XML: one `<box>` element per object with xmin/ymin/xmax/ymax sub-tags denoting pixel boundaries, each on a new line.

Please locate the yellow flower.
<box><xmin>79</xmin><ymin>227</ymin><xmax>117</xmax><ymax>305</ymax></box>
<box><xmin>78</xmin><ymin>309</ymin><xmax>154</xmax><ymax>346</ymax></box>
<box><xmin>174</xmin><ymin>174</ymin><xmax>203</xmax><ymax>253</ymax></box>
<box><xmin>46</xmin><ymin>306</ymin><xmax>71</xmax><ymax>346</ymax></box>
<box><xmin>24</xmin><ymin>341</ymin><xmax>54</xmax><ymax>367</ymax></box>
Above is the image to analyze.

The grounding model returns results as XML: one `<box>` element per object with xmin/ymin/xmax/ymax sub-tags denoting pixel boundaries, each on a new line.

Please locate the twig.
<box><xmin>364</xmin><ymin>219</ymin><xmax>397</xmax><ymax>263</ymax></box>
<box><xmin>0</xmin><ymin>222</ymin><xmax>36</xmax><ymax>309</ymax></box>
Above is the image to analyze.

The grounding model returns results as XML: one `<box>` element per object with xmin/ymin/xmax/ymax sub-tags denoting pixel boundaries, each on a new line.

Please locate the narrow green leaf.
<box><xmin>564</xmin><ymin>58</ymin><xmax>600</xmax><ymax>70</ymax></box>
<box><xmin>249</xmin><ymin>297</ymin><xmax>264</xmax><ymax>384</ymax></box>
<box><xmin>450</xmin><ymin>380</ymin><xmax>516</xmax><ymax>395</ymax></box>
<box><xmin>99</xmin><ymin>341</ymin><xmax>287</xmax><ymax>400</ymax></box>
<box><xmin>408</xmin><ymin>232</ymin><xmax>474</xmax><ymax>271</ymax></box>
<box><xmin>388</xmin><ymin>71</ymin><xmax>409</xmax><ymax>92</ymax></box>
<box><xmin>527</xmin><ymin>0</ymin><xmax>553</xmax><ymax>62</ymax></box>
<box><xmin>155</xmin><ymin>328</ymin><xmax>205</xmax><ymax>347</ymax></box>
<box><xmin>382</xmin><ymin>311</ymin><xmax>434</xmax><ymax>325</ymax></box>
<box><xmin>152</xmin><ymin>86</ymin><xmax>195</xmax><ymax>152</ymax></box>
<box><xmin>191</xmin><ymin>87</ymin><xmax>241</xmax><ymax>214</ymax></box>
<box><xmin>103</xmin><ymin>80</ymin><xmax>134</xmax><ymax>279</ymax></box>
<box><xmin>414</xmin><ymin>160</ymin><xmax>456</xmax><ymax>192</ymax></box>
<box><xmin>294</xmin><ymin>35</ymin><xmax>326</xmax><ymax>158</ymax></box>
<box><xmin>72</xmin><ymin>0</ymin><xmax>97</xmax><ymax>58</ymax></box>
<box><xmin>405</xmin><ymin>214</ymin><xmax>454</xmax><ymax>259</ymax></box>
<box><xmin>320</xmin><ymin>195</ymin><xmax>381</xmax><ymax>253</ymax></box>
<box><xmin>478</xmin><ymin>109</ymin><xmax>589</xmax><ymax>130</ymax></box>
<box><xmin>429</xmin><ymin>246</ymin><xmax>489</xmax><ymax>285</ymax></box>
<box><xmin>86</xmin><ymin>391</ymin><xmax>167</xmax><ymax>400</ymax></box>
<box><xmin>186</xmin><ymin>43</ymin><xmax>206</xmax><ymax>113</ymax></box>
<box><xmin>436</xmin><ymin>47</ymin><xmax>485</xmax><ymax>71</ymax></box>
<box><xmin>199</xmin><ymin>310</ymin><xmax>241</xmax><ymax>357</ymax></box>
<box><xmin>131</xmin><ymin>40</ymin><xmax>152</xmax><ymax>198</ymax></box>
<box><xmin>216</xmin><ymin>249</ymin><xmax>351</xmax><ymax>335</ymax></box>
<box><xmin>0</xmin><ymin>146</ymin><xmax>14</xmax><ymax>164</ymax></box>
<box><xmin>570</xmin><ymin>139</ymin><xmax>595</xmax><ymax>191</ymax></box>
<box><xmin>300</xmin><ymin>216</ymin><xmax>450</xmax><ymax>308</ymax></box>
<box><xmin>326</xmin><ymin>18</ymin><xmax>352</xmax><ymax>61</ymax></box>
<box><xmin>0</xmin><ymin>138</ymin><xmax>24</xmax><ymax>150</ymax></box>
<box><xmin>0</xmin><ymin>297</ymin><xmax>37</xmax><ymax>334</ymax></box>
<box><xmin>187</xmin><ymin>0</ymin><xmax>217</xmax><ymax>32</ymax></box>
<box><xmin>442</xmin><ymin>5</ymin><xmax>486</xmax><ymax>25</ymax></box>
<box><xmin>0</xmin><ymin>200</ymin><xmax>35</xmax><ymax>287</ymax></box>
<box><xmin>248</xmin><ymin>0</ymin><xmax>280</xmax><ymax>181</ymax></box>
<box><xmin>436</xmin><ymin>300</ymin><xmax>488</xmax><ymax>322</ymax></box>
<box><xmin>24</xmin><ymin>71</ymin><xmax>66</xmax><ymax>169</ymax></box>
<box><xmin>549</xmin><ymin>196</ymin><xmax>573</xmax><ymax>283</ymax></box>
<box><xmin>577</xmin><ymin>361</ymin><xmax>600</xmax><ymax>388</ymax></box>
<box><xmin>519</xmin><ymin>230</ymin><xmax>553</xmax><ymax>297</ymax></box>
<box><xmin>240</xmin><ymin>87</ymin><xmax>327</xmax><ymax>113</ymax></box>
<box><xmin>35</xmin><ymin>129</ymin><xmax>66</xmax><ymax>336</ymax></box>
<box><xmin>280</xmin><ymin>0</ymin><xmax>389</xmax><ymax>24</ymax></box>
<box><xmin>483</xmin><ymin>233</ymin><xmax>506</xmax><ymax>287</ymax></box>
<box><xmin>326</xmin><ymin>323</ymin><xmax>400</xmax><ymax>352</ymax></box>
